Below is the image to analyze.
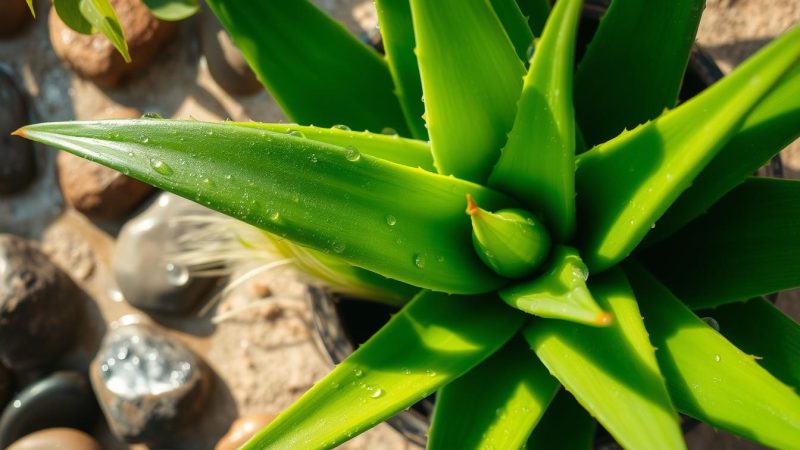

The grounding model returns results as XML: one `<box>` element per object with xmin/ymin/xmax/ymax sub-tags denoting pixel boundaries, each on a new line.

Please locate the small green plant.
<box><xmin>26</xmin><ymin>0</ymin><xmax>198</xmax><ymax>62</ymax></box>
<box><xmin>15</xmin><ymin>0</ymin><xmax>800</xmax><ymax>448</ymax></box>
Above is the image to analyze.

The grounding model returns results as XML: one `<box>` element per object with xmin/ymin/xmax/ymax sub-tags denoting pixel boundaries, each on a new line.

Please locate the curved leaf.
<box><xmin>410</xmin><ymin>0</ymin><xmax>524</xmax><ymax>182</ymax></box>
<box><xmin>488</xmin><ymin>0</ymin><xmax>582</xmax><ymax>241</ymax></box>
<box><xmin>429</xmin><ymin>336</ymin><xmax>558</xmax><ymax>450</ymax></box>
<box><xmin>142</xmin><ymin>0</ymin><xmax>199</xmax><ymax>21</ymax></box>
<box><xmin>25</xmin><ymin>0</ymin><xmax>35</xmax><ymax>17</ymax></box>
<box><xmin>205</xmin><ymin>0</ymin><xmax>409</xmax><ymax>135</ymax></box>
<box><xmin>489</xmin><ymin>0</ymin><xmax>535</xmax><ymax>63</ymax></box>
<box><xmin>374</xmin><ymin>0</ymin><xmax>428</xmax><ymax>140</ymax></box>
<box><xmin>642</xmin><ymin>178</ymin><xmax>800</xmax><ymax>309</ymax></box>
<box><xmin>575</xmin><ymin>25</ymin><xmax>800</xmax><ymax>272</ymax></box>
<box><xmin>53</xmin><ymin>0</ymin><xmax>93</xmax><ymax>34</ymax></box>
<box><xmin>700</xmin><ymin>298</ymin><xmax>800</xmax><ymax>389</ymax></box>
<box><xmin>17</xmin><ymin>119</ymin><xmax>514</xmax><ymax>294</ymax></box>
<box><xmin>516</xmin><ymin>0</ymin><xmax>550</xmax><ymax>37</ymax></box>
<box><xmin>524</xmin><ymin>268</ymin><xmax>685</xmax><ymax>450</ymax></box>
<box><xmin>231</xmin><ymin>122</ymin><xmax>434</xmax><ymax>171</ymax></box>
<box><xmin>574</xmin><ymin>0</ymin><xmax>704</xmax><ymax>147</ymax></box>
<box><xmin>648</xmin><ymin>64</ymin><xmax>800</xmax><ymax>243</ymax></box>
<box><xmin>627</xmin><ymin>264</ymin><xmax>800</xmax><ymax>449</ymax></box>
<box><xmin>242</xmin><ymin>290</ymin><xmax>526</xmax><ymax>449</ymax></box>
<box><xmin>80</xmin><ymin>0</ymin><xmax>131</xmax><ymax>62</ymax></box>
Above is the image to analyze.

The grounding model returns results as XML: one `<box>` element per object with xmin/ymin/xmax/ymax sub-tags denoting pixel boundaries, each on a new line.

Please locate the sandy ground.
<box><xmin>0</xmin><ymin>0</ymin><xmax>798</xmax><ymax>449</ymax></box>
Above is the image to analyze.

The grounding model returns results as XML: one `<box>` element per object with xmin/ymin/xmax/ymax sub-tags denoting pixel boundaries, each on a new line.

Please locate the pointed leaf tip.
<box><xmin>11</xmin><ymin>127</ymin><xmax>25</xmax><ymax>138</ymax></box>
<box><xmin>466</xmin><ymin>194</ymin><xmax>480</xmax><ymax>216</ymax></box>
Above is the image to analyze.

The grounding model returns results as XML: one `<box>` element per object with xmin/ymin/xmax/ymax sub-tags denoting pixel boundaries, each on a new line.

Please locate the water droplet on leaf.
<box><xmin>344</xmin><ymin>146</ymin><xmax>361</xmax><ymax>162</ymax></box>
<box><xmin>150</xmin><ymin>159</ymin><xmax>173</xmax><ymax>176</ymax></box>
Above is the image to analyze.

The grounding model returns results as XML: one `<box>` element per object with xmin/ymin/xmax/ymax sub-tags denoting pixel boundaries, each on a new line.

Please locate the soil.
<box><xmin>0</xmin><ymin>0</ymin><xmax>797</xmax><ymax>449</ymax></box>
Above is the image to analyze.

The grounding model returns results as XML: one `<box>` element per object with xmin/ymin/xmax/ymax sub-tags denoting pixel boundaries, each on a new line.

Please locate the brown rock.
<box><xmin>0</xmin><ymin>1</ymin><xmax>32</xmax><ymax>38</ymax></box>
<box><xmin>215</xmin><ymin>414</ymin><xmax>276</xmax><ymax>450</ymax></box>
<box><xmin>0</xmin><ymin>235</ymin><xmax>81</xmax><ymax>371</ymax></box>
<box><xmin>48</xmin><ymin>0</ymin><xmax>176</xmax><ymax>87</ymax></box>
<box><xmin>7</xmin><ymin>428</ymin><xmax>101</xmax><ymax>450</ymax></box>
<box><xmin>57</xmin><ymin>106</ymin><xmax>152</xmax><ymax>219</ymax></box>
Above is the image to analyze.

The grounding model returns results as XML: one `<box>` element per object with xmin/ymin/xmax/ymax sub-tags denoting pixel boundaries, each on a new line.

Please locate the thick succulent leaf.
<box><xmin>489</xmin><ymin>0</ymin><xmax>535</xmax><ymax>63</ymax></box>
<box><xmin>573</xmin><ymin>0</ymin><xmax>704</xmax><ymax>147</ymax></box>
<box><xmin>429</xmin><ymin>337</ymin><xmax>559</xmax><ymax>450</ymax></box>
<box><xmin>516</xmin><ymin>0</ymin><xmax>550</xmax><ymax>37</ymax></box>
<box><xmin>627</xmin><ymin>264</ymin><xmax>800</xmax><ymax>449</ymax></box>
<box><xmin>17</xmin><ymin>119</ymin><xmax>515</xmax><ymax>294</ymax></box>
<box><xmin>700</xmin><ymin>298</ymin><xmax>800</xmax><ymax>389</ymax></box>
<box><xmin>142</xmin><ymin>0</ymin><xmax>199</xmax><ymax>21</ymax></box>
<box><xmin>648</xmin><ymin>64</ymin><xmax>800</xmax><ymax>243</ymax></box>
<box><xmin>525</xmin><ymin>390</ymin><xmax>596</xmax><ymax>450</ymax></box>
<box><xmin>241</xmin><ymin>290</ymin><xmax>526</xmax><ymax>449</ymax></box>
<box><xmin>81</xmin><ymin>0</ymin><xmax>131</xmax><ymax>62</ymax></box>
<box><xmin>501</xmin><ymin>246</ymin><xmax>611</xmax><ymax>326</ymax></box>
<box><xmin>25</xmin><ymin>0</ymin><xmax>35</xmax><ymax>17</ymax></box>
<box><xmin>410</xmin><ymin>0</ymin><xmax>525</xmax><ymax>182</ymax></box>
<box><xmin>374</xmin><ymin>0</ymin><xmax>427</xmax><ymax>140</ymax></box>
<box><xmin>231</xmin><ymin>122</ymin><xmax>435</xmax><ymax>171</ymax></box>
<box><xmin>205</xmin><ymin>0</ymin><xmax>409</xmax><ymax>135</ymax></box>
<box><xmin>488</xmin><ymin>0</ymin><xmax>581</xmax><ymax>241</ymax></box>
<box><xmin>575</xmin><ymin>26</ymin><xmax>800</xmax><ymax>272</ymax></box>
<box><xmin>642</xmin><ymin>178</ymin><xmax>800</xmax><ymax>309</ymax></box>
<box><xmin>524</xmin><ymin>268</ymin><xmax>685</xmax><ymax>450</ymax></box>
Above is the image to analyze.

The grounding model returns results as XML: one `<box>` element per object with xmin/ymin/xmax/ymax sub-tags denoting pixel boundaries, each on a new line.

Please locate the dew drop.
<box><xmin>381</xmin><ymin>127</ymin><xmax>398</xmax><ymax>136</ymax></box>
<box><xmin>288</xmin><ymin>130</ymin><xmax>305</xmax><ymax>138</ymax></box>
<box><xmin>267</xmin><ymin>209</ymin><xmax>280</xmax><ymax>221</ymax></box>
<box><xmin>385</xmin><ymin>214</ymin><xmax>397</xmax><ymax>226</ymax></box>
<box><xmin>225</xmin><ymin>174</ymin><xmax>232</xmax><ymax>180</ymax></box>
<box><xmin>414</xmin><ymin>253</ymin><xmax>427</xmax><ymax>269</ymax></box>
<box><xmin>353</xmin><ymin>368</ymin><xmax>364</xmax><ymax>377</ymax></box>
<box><xmin>526</xmin><ymin>43</ymin><xmax>535</xmax><ymax>60</ymax></box>
<box><xmin>425</xmin><ymin>369</ymin><xmax>436</xmax><ymax>377</ymax></box>
<box><xmin>141</xmin><ymin>112</ymin><xmax>163</xmax><ymax>119</ymax></box>
<box><xmin>141</xmin><ymin>136</ymin><xmax>150</xmax><ymax>144</ymax></box>
<box><xmin>332</xmin><ymin>240</ymin><xmax>346</xmax><ymax>254</ymax></box>
<box><xmin>371</xmin><ymin>388</ymin><xmax>383</xmax><ymax>398</ymax></box>
<box><xmin>344</xmin><ymin>146</ymin><xmax>361</xmax><ymax>162</ymax></box>
<box><xmin>150</xmin><ymin>159</ymin><xmax>173</xmax><ymax>176</ymax></box>
<box><xmin>401</xmin><ymin>368</ymin><xmax>411</xmax><ymax>375</ymax></box>
<box><xmin>332</xmin><ymin>124</ymin><xmax>351</xmax><ymax>131</ymax></box>
<box><xmin>702</xmin><ymin>316</ymin><xmax>720</xmax><ymax>331</ymax></box>
<box><xmin>309</xmin><ymin>154</ymin><xmax>318</xmax><ymax>163</ymax></box>
<box><xmin>714</xmin><ymin>354</ymin><xmax>721</xmax><ymax>363</ymax></box>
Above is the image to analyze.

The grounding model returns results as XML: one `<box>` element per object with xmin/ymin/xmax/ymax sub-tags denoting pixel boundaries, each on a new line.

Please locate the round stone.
<box><xmin>215</xmin><ymin>413</ymin><xmax>276</xmax><ymax>450</ymax></box>
<box><xmin>0</xmin><ymin>372</ymin><xmax>98</xmax><ymax>448</ymax></box>
<box><xmin>90</xmin><ymin>323</ymin><xmax>210</xmax><ymax>443</ymax></box>
<box><xmin>6</xmin><ymin>428</ymin><xmax>101</xmax><ymax>450</ymax></box>
<box><xmin>0</xmin><ymin>235</ymin><xmax>81</xmax><ymax>370</ymax></box>
<box><xmin>0</xmin><ymin>71</ymin><xmax>35</xmax><ymax>195</ymax></box>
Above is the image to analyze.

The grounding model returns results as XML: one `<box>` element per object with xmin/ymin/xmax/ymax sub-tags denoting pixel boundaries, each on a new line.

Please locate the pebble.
<box><xmin>201</xmin><ymin>6</ymin><xmax>262</xmax><ymax>96</ymax></box>
<box><xmin>48</xmin><ymin>0</ymin><xmax>177</xmax><ymax>87</ymax></box>
<box><xmin>57</xmin><ymin>106</ymin><xmax>153</xmax><ymax>219</ymax></box>
<box><xmin>0</xmin><ymin>1</ymin><xmax>32</xmax><ymax>38</ymax></box>
<box><xmin>113</xmin><ymin>192</ymin><xmax>218</xmax><ymax>314</ymax></box>
<box><xmin>7</xmin><ymin>428</ymin><xmax>101</xmax><ymax>450</ymax></box>
<box><xmin>0</xmin><ymin>235</ymin><xmax>81</xmax><ymax>370</ymax></box>
<box><xmin>215</xmin><ymin>413</ymin><xmax>276</xmax><ymax>450</ymax></box>
<box><xmin>0</xmin><ymin>372</ymin><xmax>98</xmax><ymax>448</ymax></box>
<box><xmin>90</xmin><ymin>322</ymin><xmax>210</xmax><ymax>443</ymax></box>
<box><xmin>0</xmin><ymin>71</ymin><xmax>35</xmax><ymax>195</ymax></box>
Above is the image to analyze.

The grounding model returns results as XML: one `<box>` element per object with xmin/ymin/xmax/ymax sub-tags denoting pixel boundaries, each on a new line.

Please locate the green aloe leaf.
<box><xmin>205</xmin><ymin>0</ymin><xmax>409</xmax><ymax>135</ymax></box>
<box><xmin>524</xmin><ymin>268</ymin><xmax>685</xmax><ymax>450</ymax></box>
<box><xmin>54</xmin><ymin>0</ymin><xmax>93</xmax><ymax>34</ymax></box>
<box><xmin>488</xmin><ymin>0</ymin><xmax>581</xmax><ymax>241</ymax></box>
<box><xmin>374</xmin><ymin>0</ymin><xmax>427</xmax><ymax>140</ymax></box>
<box><xmin>525</xmin><ymin>390</ymin><xmax>596</xmax><ymax>450</ymax></box>
<box><xmin>25</xmin><ymin>0</ymin><xmax>35</xmax><ymax>17</ymax></box>
<box><xmin>575</xmin><ymin>25</ymin><xmax>800</xmax><ymax>272</ymax></box>
<box><xmin>241</xmin><ymin>290</ymin><xmax>526</xmax><ymax>449</ymax></box>
<box><xmin>16</xmin><ymin>119</ymin><xmax>515</xmax><ymax>294</ymax></box>
<box><xmin>647</xmin><ymin>64</ymin><xmax>800</xmax><ymax>243</ymax></box>
<box><xmin>142</xmin><ymin>0</ymin><xmax>199</xmax><ymax>21</ymax></box>
<box><xmin>573</xmin><ymin>0</ymin><xmax>704</xmax><ymax>147</ymax></box>
<box><xmin>516</xmin><ymin>0</ymin><xmax>550</xmax><ymax>37</ymax></box>
<box><xmin>700</xmin><ymin>298</ymin><xmax>800</xmax><ymax>389</ymax></box>
<box><xmin>410</xmin><ymin>0</ymin><xmax>524</xmax><ymax>182</ymax></box>
<box><xmin>641</xmin><ymin>178</ymin><xmax>800</xmax><ymax>309</ymax></box>
<box><xmin>489</xmin><ymin>0</ymin><xmax>535</xmax><ymax>63</ymax></box>
<box><xmin>627</xmin><ymin>264</ymin><xmax>800</xmax><ymax>449</ymax></box>
<box><xmin>501</xmin><ymin>246</ymin><xmax>611</xmax><ymax>327</ymax></box>
<box><xmin>429</xmin><ymin>337</ymin><xmax>559</xmax><ymax>450</ymax></box>
<box><xmin>230</xmin><ymin>122</ymin><xmax>434</xmax><ymax>172</ymax></box>
<box><xmin>81</xmin><ymin>0</ymin><xmax>131</xmax><ymax>62</ymax></box>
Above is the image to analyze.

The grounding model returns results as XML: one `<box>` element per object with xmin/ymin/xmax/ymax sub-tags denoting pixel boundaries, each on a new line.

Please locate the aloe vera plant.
<box><xmin>15</xmin><ymin>0</ymin><xmax>800</xmax><ymax>448</ymax></box>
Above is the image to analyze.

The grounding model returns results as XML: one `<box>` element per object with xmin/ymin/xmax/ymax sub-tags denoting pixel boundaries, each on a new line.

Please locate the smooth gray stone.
<box><xmin>0</xmin><ymin>71</ymin><xmax>35</xmax><ymax>195</ymax></box>
<box><xmin>0</xmin><ymin>234</ymin><xmax>81</xmax><ymax>370</ymax></box>
<box><xmin>0</xmin><ymin>372</ymin><xmax>98</xmax><ymax>448</ymax></box>
<box><xmin>90</xmin><ymin>323</ymin><xmax>210</xmax><ymax>443</ymax></box>
<box><xmin>113</xmin><ymin>193</ymin><xmax>217</xmax><ymax>314</ymax></box>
